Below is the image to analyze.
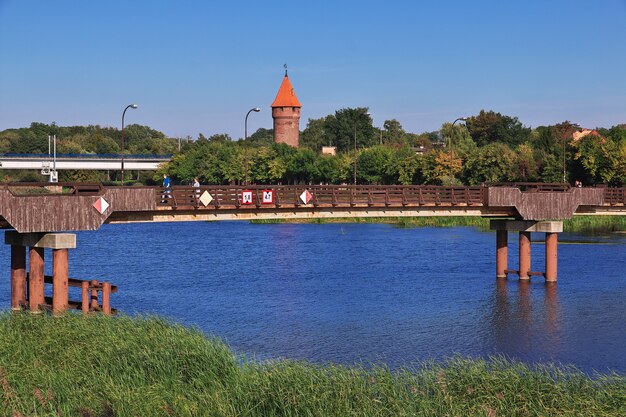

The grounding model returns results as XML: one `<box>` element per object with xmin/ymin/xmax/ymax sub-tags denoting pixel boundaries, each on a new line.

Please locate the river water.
<box><xmin>1</xmin><ymin>222</ymin><xmax>624</xmax><ymax>373</ymax></box>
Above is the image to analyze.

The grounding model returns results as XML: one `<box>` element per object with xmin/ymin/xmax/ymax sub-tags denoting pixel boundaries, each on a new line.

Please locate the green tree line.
<box><xmin>1</xmin><ymin>109</ymin><xmax>625</xmax><ymax>186</ymax></box>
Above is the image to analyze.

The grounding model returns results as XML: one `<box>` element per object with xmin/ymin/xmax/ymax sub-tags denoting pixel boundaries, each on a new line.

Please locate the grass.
<box><xmin>251</xmin><ymin>216</ymin><xmax>626</xmax><ymax>234</ymax></box>
<box><xmin>0</xmin><ymin>313</ymin><xmax>624</xmax><ymax>416</ymax></box>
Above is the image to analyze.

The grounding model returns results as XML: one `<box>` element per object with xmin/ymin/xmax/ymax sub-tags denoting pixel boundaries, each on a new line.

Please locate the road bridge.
<box><xmin>1</xmin><ymin>182</ymin><xmax>625</xmax><ymax>315</ymax></box>
<box><xmin>0</xmin><ymin>154</ymin><xmax>170</xmax><ymax>171</ymax></box>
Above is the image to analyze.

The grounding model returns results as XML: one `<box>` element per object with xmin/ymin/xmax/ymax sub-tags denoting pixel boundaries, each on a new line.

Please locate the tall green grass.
<box><xmin>251</xmin><ymin>216</ymin><xmax>626</xmax><ymax>233</ymax></box>
<box><xmin>0</xmin><ymin>313</ymin><xmax>624</xmax><ymax>416</ymax></box>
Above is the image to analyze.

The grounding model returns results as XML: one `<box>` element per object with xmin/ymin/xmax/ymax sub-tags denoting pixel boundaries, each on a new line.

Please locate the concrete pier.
<box><xmin>490</xmin><ymin>220</ymin><xmax>563</xmax><ymax>282</ymax></box>
<box><xmin>5</xmin><ymin>232</ymin><xmax>76</xmax><ymax>312</ymax></box>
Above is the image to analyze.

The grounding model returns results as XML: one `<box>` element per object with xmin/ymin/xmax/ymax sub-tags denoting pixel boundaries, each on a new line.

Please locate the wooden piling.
<box><xmin>52</xmin><ymin>248</ymin><xmax>69</xmax><ymax>314</ymax></box>
<box><xmin>90</xmin><ymin>280</ymin><xmax>99</xmax><ymax>310</ymax></box>
<box><xmin>10</xmin><ymin>245</ymin><xmax>27</xmax><ymax>310</ymax></box>
<box><xmin>545</xmin><ymin>232</ymin><xmax>558</xmax><ymax>282</ymax></box>
<box><xmin>28</xmin><ymin>247</ymin><xmax>45</xmax><ymax>311</ymax></box>
<box><xmin>102</xmin><ymin>282</ymin><xmax>111</xmax><ymax>316</ymax></box>
<box><xmin>81</xmin><ymin>281</ymin><xmax>89</xmax><ymax>314</ymax></box>
<box><xmin>519</xmin><ymin>231</ymin><xmax>531</xmax><ymax>280</ymax></box>
<box><xmin>496</xmin><ymin>229</ymin><xmax>508</xmax><ymax>278</ymax></box>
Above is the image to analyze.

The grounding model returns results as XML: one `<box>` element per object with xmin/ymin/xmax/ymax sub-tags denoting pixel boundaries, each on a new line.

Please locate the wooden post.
<box><xmin>102</xmin><ymin>282</ymin><xmax>111</xmax><ymax>316</ymax></box>
<box><xmin>519</xmin><ymin>231</ymin><xmax>531</xmax><ymax>280</ymax></box>
<box><xmin>90</xmin><ymin>280</ymin><xmax>99</xmax><ymax>310</ymax></box>
<box><xmin>496</xmin><ymin>229</ymin><xmax>508</xmax><ymax>278</ymax></box>
<box><xmin>52</xmin><ymin>248</ymin><xmax>69</xmax><ymax>314</ymax></box>
<box><xmin>10</xmin><ymin>245</ymin><xmax>27</xmax><ymax>310</ymax></box>
<box><xmin>81</xmin><ymin>281</ymin><xmax>89</xmax><ymax>314</ymax></box>
<box><xmin>28</xmin><ymin>247</ymin><xmax>45</xmax><ymax>311</ymax></box>
<box><xmin>545</xmin><ymin>232</ymin><xmax>558</xmax><ymax>282</ymax></box>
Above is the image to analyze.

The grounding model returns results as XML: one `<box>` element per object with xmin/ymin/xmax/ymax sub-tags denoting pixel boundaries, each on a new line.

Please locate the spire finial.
<box><xmin>284</xmin><ymin>63</ymin><xmax>288</xmax><ymax>77</ymax></box>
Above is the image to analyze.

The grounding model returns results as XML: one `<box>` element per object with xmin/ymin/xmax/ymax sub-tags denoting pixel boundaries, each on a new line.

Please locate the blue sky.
<box><xmin>1</xmin><ymin>0</ymin><xmax>625</xmax><ymax>140</ymax></box>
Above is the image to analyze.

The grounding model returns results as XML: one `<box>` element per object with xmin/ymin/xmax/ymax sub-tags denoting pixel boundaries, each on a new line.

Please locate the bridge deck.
<box><xmin>0</xmin><ymin>183</ymin><xmax>624</xmax><ymax>233</ymax></box>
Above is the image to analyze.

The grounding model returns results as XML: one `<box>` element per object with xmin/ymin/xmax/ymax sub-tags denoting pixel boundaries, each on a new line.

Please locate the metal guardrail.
<box><xmin>0</xmin><ymin>153</ymin><xmax>171</xmax><ymax>160</ymax></box>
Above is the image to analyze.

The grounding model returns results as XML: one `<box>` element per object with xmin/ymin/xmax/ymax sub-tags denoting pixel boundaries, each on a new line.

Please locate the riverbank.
<box><xmin>252</xmin><ymin>215</ymin><xmax>626</xmax><ymax>233</ymax></box>
<box><xmin>0</xmin><ymin>313</ymin><xmax>623</xmax><ymax>417</ymax></box>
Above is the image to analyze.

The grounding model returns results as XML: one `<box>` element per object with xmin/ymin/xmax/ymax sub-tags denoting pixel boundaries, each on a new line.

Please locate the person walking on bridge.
<box><xmin>162</xmin><ymin>173</ymin><xmax>171</xmax><ymax>203</ymax></box>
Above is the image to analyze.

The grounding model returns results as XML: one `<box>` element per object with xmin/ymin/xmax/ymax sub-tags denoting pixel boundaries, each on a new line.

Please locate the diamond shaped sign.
<box><xmin>198</xmin><ymin>190</ymin><xmax>214</xmax><ymax>207</ymax></box>
<box><xmin>93</xmin><ymin>197</ymin><xmax>109</xmax><ymax>214</ymax></box>
<box><xmin>299</xmin><ymin>189</ymin><xmax>312</xmax><ymax>205</ymax></box>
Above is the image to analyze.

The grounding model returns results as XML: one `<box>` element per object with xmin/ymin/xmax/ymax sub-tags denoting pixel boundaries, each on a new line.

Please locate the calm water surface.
<box><xmin>1</xmin><ymin>222</ymin><xmax>624</xmax><ymax>373</ymax></box>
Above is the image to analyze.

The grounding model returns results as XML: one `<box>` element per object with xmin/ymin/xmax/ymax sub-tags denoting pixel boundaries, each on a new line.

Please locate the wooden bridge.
<box><xmin>0</xmin><ymin>182</ymin><xmax>624</xmax><ymax>233</ymax></box>
<box><xmin>1</xmin><ymin>182</ymin><xmax>625</xmax><ymax>316</ymax></box>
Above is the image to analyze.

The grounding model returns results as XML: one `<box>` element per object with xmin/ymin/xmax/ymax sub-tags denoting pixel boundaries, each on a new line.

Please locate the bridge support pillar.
<box><xmin>5</xmin><ymin>232</ymin><xmax>76</xmax><ymax>313</ymax></box>
<box><xmin>490</xmin><ymin>220</ymin><xmax>563</xmax><ymax>282</ymax></box>
<box><xmin>52</xmin><ymin>249</ymin><xmax>69</xmax><ymax>314</ymax></box>
<box><xmin>519</xmin><ymin>232</ymin><xmax>531</xmax><ymax>280</ymax></box>
<box><xmin>10</xmin><ymin>245</ymin><xmax>27</xmax><ymax>310</ymax></box>
<box><xmin>29</xmin><ymin>247</ymin><xmax>45</xmax><ymax>311</ymax></box>
<box><xmin>496</xmin><ymin>230</ymin><xmax>508</xmax><ymax>278</ymax></box>
<box><xmin>545</xmin><ymin>232</ymin><xmax>558</xmax><ymax>282</ymax></box>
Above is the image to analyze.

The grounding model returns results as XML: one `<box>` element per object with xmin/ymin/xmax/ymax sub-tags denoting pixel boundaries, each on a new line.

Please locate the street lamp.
<box><xmin>354</xmin><ymin>111</ymin><xmax>371</xmax><ymax>186</ymax></box>
<box><xmin>121</xmin><ymin>104</ymin><xmax>138</xmax><ymax>185</ymax></box>
<box><xmin>244</xmin><ymin>107</ymin><xmax>261</xmax><ymax>185</ymax></box>
<box><xmin>448</xmin><ymin>117</ymin><xmax>468</xmax><ymax>182</ymax></box>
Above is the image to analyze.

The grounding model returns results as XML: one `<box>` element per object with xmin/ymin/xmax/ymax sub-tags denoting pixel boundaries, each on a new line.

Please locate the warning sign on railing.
<box><xmin>242</xmin><ymin>190</ymin><xmax>253</xmax><ymax>205</ymax></box>
<box><xmin>300</xmin><ymin>190</ymin><xmax>312</xmax><ymax>205</ymax></box>
<box><xmin>262</xmin><ymin>190</ymin><xmax>274</xmax><ymax>204</ymax></box>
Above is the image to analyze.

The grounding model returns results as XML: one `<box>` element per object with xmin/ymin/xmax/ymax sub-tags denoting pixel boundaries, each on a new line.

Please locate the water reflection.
<box><xmin>491</xmin><ymin>279</ymin><xmax>561</xmax><ymax>361</ymax></box>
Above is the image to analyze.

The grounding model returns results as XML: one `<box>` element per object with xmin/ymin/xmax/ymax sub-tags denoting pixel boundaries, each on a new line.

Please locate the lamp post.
<box><xmin>121</xmin><ymin>104</ymin><xmax>138</xmax><ymax>185</ymax></box>
<box><xmin>448</xmin><ymin>117</ymin><xmax>467</xmax><ymax>182</ymax></box>
<box><xmin>244</xmin><ymin>107</ymin><xmax>261</xmax><ymax>185</ymax></box>
<box><xmin>354</xmin><ymin>111</ymin><xmax>371</xmax><ymax>186</ymax></box>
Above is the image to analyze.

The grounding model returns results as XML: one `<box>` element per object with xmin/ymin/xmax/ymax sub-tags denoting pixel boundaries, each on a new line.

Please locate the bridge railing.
<box><xmin>2</xmin><ymin>182</ymin><xmax>103</xmax><ymax>196</ymax></box>
<box><xmin>154</xmin><ymin>185</ymin><xmax>485</xmax><ymax>209</ymax></box>
<box><xmin>486</xmin><ymin>182</ymin><xmax>571</xmax><ymax>192</ymax></box>
<box><xmin>605</xmin><ymin>187</ymin><xmax>626</xmax><ymax>205</ymax></box>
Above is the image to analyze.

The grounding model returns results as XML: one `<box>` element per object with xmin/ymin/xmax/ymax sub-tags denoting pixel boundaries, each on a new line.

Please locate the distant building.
<box><xmin>321</xmin><ymin>146</ymin><xmax>336</xmax><ymax>156</ymax></box>
<box><xmin>271</xmin><ymin>70</ymin><xmax>301</xmax><ymax>147</ymax></box>
<box><xmin>572</xmin><ymin>128</ymin><xmax>606</xmax><ymax>143</ymax></box>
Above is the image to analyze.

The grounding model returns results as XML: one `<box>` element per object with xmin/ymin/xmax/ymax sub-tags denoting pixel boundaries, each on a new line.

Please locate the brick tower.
<box><xmin>271</xmin><ymin>69</ymin><xmax>301</xmax><ymax>147</ymax></box>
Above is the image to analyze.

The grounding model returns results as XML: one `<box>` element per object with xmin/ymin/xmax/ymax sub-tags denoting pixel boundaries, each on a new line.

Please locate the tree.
<box><xmin>462</xmin><ymin>143</ymin><xmax>515</xmax><ymax>185</ymax></box>
<box><xmin>247</xmin><ymin>128</ymin><xmax>273</xmax><ymax>147</ymax></box>
<box><xmin>465</xmin><ymin>110</ymin><xmax>531</xmax><ymax>148</ymax></box>
<box><xmin>323</xmin><ymin>108</ymin><xmax>375</xmax><ymax>152</ymax></box>
<box><xmin>510</xmin><ymin>143</ymin><xmax>539</xmax><ymax>182</ymax></box>
<box><xmin>382</xmin><ymin>119</ymin><xmax>406</xmax><ymax>144</ymax></box>
<box><xmin>421</xmin><ymin>149</ymin><xmax>462</xmax><ymax>185</ymax></box>
<box><xmin>439</xmin><ymin>122</ymin><xmax>476</xmax><ymax>157</ymax></box>
<box><xmin>300</xmin><ymin>117</ymin><xmax>328</xmax><ymax>151</ymax></box>
<box><xmin>386</xmin><ymin>145</ymin><xmax>422</xmax><ymax>185</ymax></box>
<box><xmin>357</xmin><ymin>146</ymin><xmax>394</xmax><ymax>184</ymax></box>
<box><xmin>312</xmin><ymin>155</ymin><xmax>342</xmax><ymax>184</ymax></box>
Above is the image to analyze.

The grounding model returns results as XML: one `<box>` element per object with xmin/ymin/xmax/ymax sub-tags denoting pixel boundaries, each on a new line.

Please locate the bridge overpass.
<box><xmin>1</xmin><ymin>182</ymin><xmax>625</xmax><ymax>315</ymax></box>
<box><xmin>0</xmin><ymin>154</ymin><xmax>170</xmax><ymax>171</ymax></box>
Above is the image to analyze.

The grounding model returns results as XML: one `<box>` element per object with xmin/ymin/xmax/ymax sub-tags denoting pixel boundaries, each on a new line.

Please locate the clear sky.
<box><xmin>1</xmin><ymin>0</ymin><xmax>625</xmax><ymax>140</ymax></box>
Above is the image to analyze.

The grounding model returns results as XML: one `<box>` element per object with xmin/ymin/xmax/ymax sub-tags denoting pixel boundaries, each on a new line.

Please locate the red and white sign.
<box><xmin>262</xmin><ymin>190</ymin><xmax>274</xmax><ymax>204</ymax></box>
<box><xmin>92</xmin><ymin>197</ymin><xmax>109</xmax><ymax>214</ymax></box>
<box><xmin>300</xmin><ymin>189</ymin><xmax>312</xmax><ymax>205</ymax></box>
<box><xmin>242</xmin><ymin>190</ymin><xmax>253</xmax><ymax>205</ymax></box>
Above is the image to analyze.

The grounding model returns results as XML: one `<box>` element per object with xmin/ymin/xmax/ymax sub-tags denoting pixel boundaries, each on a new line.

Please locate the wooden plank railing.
<box><xmin>604</xmin><ymin>187</ymin><xmax>626</xmax><ymax>205</ymax></box>
<box><xmin>154</xmin><ymin>185</ymin><xmax>486</xmax><ymax>209</ymax></box>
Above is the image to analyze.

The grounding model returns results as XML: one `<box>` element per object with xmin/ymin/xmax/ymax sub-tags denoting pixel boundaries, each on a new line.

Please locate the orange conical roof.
<box><xmin>271</xmin><ymin>74</ymin><xmax>301</xmax><ymax>108</ymax></box>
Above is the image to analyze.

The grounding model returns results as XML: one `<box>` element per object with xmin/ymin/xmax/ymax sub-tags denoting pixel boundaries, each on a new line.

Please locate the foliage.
<box><xmin>465</xmin><ymin>110</ymin><xmax>531</xmax><ymax>148</ymax></box>
<box><xmin>323</xmin><ymin>107</ymin><xmax>375</xmax><ymax>152</ymax></box>
<box><xmin>0</xmin><ymin>313</ymin><xmax>624</xmax><ymax>417</ymax></box>
<box><xmin>1</xmin><ymin>115</ymin><xmax>625</xmax><ymax>187</ymax></box>
<box><xmin>462</xmin><ymin>143</ymin><xmax>515</xmax><ymax>185</ymax></box>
